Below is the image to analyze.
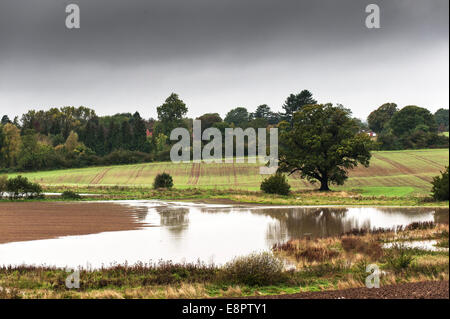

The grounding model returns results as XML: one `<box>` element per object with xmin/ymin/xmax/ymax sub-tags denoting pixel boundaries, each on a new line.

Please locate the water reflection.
<box><xmin>156</xmin><ymin>207</ymin><xmax>189</xmax><ymax>234</ymax></box>
<box><xmin>198</xmin><ymin>205</ymin><xmax>448</xmax><ymax>242</ymax></box>
<box><xmin>0</xmin><ymin>201</ymin><xmax>447</xmax><ymax>268</ymax></box>
<box><xmin>135</xmin><ymin>209</ymin><xmax>149</xmax><ymax>222</ymax></box>
<box><xmin>259</xmin><ymin>208</ymin><xmax>351</xmax><ymax>241</ymax></box>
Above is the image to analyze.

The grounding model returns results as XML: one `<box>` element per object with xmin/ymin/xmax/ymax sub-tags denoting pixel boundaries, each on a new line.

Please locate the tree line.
<box><xmin>0</xmin><ymin>91</ymin><xmax>448</xmax><ymax>172</ymax></box>
<box><xmin>368</xmin><ymin>103</ymin><xmax>448</xmax><ymax>150</ymax></box>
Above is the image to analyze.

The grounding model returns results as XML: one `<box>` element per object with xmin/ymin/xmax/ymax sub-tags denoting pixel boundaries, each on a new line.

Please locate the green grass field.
<box><xmin>8</xmin><ymin>149</ymin><xmax>449</xmax><ymax>196</ymax></box>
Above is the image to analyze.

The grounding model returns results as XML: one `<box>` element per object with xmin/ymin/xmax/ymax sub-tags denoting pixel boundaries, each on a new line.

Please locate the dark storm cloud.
<box><xmin>1</xmin><ymin>0</ymin><xmax>447</xmax><ymax>64</ymax></box>
<box><xmin>0</xmin><ymin>0</ymin><xmax>448</xmax><ymax>119</ymax></box>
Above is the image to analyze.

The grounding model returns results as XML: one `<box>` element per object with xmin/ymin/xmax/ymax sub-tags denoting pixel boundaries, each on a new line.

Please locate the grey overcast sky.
<box><xmin>0</xmin><ymin>0</ymin><xmax>448</xmax><ymax>121</ymax></box>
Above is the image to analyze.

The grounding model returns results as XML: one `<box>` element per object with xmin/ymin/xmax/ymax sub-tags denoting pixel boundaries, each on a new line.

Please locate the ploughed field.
<box><xmin>0</xmin><ymin>202</ymin><xmax>148</xmax><ymax>244</ymax></box>
<box><xmin>9</xmin><ymin>149</ymin><xmax>449</xmax><ymax>196</ymax></box>
<box><xmin>248</xmin><ymin>281</ymin><xmax>449</xmax><ymax>299</ymax></box>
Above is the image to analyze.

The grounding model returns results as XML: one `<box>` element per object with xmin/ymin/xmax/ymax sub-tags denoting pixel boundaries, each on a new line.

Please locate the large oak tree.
<box><xmin>278</xmin><ymin>104</ymin><xmax>373</xmax><ymax>191</ymax></box>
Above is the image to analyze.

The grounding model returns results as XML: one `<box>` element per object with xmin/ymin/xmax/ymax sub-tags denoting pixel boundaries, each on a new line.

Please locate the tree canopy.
<box><xmin>157</xmin><ymin>93</ymin><xmax>188</xmax><ymax>135</ymax></box>
<box><xmin>224</xmin><ymin>107</ymin><xmax>249</xmax><ymax>127</ymax></box>
<box><xmin>390</xmin><ymin>105</ymin><xmax>437</xmax><ymax>137</ymax></box>
<box><xmin>1</xmin><ymin>115</ymin><xmax>11</xmax><ymax>125</ymax></box>
<box><xmin>0</xmin><ymin>91</ymin><xmax>447</xmax><ymax>172</ymax></box>
<box><xmin>0</xmin><ymin>123</ymin><xmax>21</xmax><ymax>167</ymax></box>
<box><xmin>282</xmin><ymin>90</ymin><xmax>317</xmax><ymax>122</ymax></box>
<box><xmin>278</xmin><ymin>104</ymin><xmax>373</xmax><ymax>191</ymax></box>
<box><xmin>251</xmin><ymin>104</ymin><xmax>280</xmax><ymax>125</ymax></box>
<box><xmin>374</xmin><ymin>104</ymin><xmax>448</xmax><ymax>150</ymax></box>
<box><xmin>367</xmin><ymin>103</ymin><xmax>397</xmax><ymax>133</ymax></box>
<box><xmin>434</xmin><ymin>108</ymin><xmax>449</xmax><ymax>132</ymax></box>
<box><xmin>196</xmin><ymin>113</ymin><xmax>223</xmax><ymax>131</ymax></box>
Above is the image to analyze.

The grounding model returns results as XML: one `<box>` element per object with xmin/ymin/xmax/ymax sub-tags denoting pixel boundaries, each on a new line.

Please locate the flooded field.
<box><xmin>0</xmin><ymin>202</ymin><xmax>148</xmax><ymax>244</ymax></box>
<box><xmin>0</xmin><ymin>201</ymin><xmax>448</xmax><ymax>268</ymax></box>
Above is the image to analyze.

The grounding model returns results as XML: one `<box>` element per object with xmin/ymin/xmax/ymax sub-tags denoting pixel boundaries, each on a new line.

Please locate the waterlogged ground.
<box><xmin>0</xmin><ymin>202</ymin><xmax>148</xmax><ymax>243</ymax></box>
<box><xmin>0</xmin><ymin>201</ymin><xmax>448</xmax><ymax>268</ymax></box>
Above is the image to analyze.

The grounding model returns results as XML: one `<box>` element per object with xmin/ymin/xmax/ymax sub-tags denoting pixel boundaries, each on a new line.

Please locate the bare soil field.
<box><xmin>248</xmin><ymin>281</ymin><xmax>449</xmax><ymax>299</ymax></box>
<box><xmin>0</xmin><ymin>202</ymin><xmax>148</xmax><ymax>244</ymax></box>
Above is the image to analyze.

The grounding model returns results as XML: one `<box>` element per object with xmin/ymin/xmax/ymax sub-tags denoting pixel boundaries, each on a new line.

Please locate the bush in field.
<box><xmin>431</xmin><ymin>166</ymin><xmax>449</xmax><ymax>201</ymax></box>
<box><xmin>384</xmin><ymin>243</ymin><xmax>414</xmax><ymax>273</ymax></box>
<box><xmin>222</xmin><ymin>252</ymin><xmax>286</xmax><ymax>286</ymax></box>
<box><xmin>153</xmin><ymin>173</ymin><xmax>174</xmax><ymax>189</ymax></box>
<box><xmin>260</xmin><ymin>173</ymin><xmax>290</xmax><ymax>195</ymax></box>
<box><xmin>61</xmin><ymin>190</ymin><xmax>81</xmax><ymax>200</ymax></box>
<box><xmin>6</xmin><ymin>175</ymin><xmax>43</xmax><ymax>199</ymax></box>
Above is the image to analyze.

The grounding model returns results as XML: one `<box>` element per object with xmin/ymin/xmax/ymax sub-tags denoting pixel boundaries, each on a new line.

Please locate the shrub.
<box><xmin>260</xmin><ymin>173</ymin><xmax>290</xmax><ymax>195</ymax></box>
<box><xmin>384</xmin><ymin>243</ymin><xmax>414</xmax><ymax>273</ymax></box>
<box><xmin>431</xmin><ymin>166</ymin><xmax>449</xmax><ymax>201</ymax></box>
<box><xmin>61</xmin><ymin>191</ymin><xmax>81</xmax><ymax>200</ymax></box>
<box><xmin>354</xmin><ymin>259</ymin><xmax>370</xmax><ymax>284</ymax></box>
<box><xmin>153</xmin><ymin>173</ymin><xmax>174</xmax><ymax>189</ymax></box>
<box><xmin>222</xmin><ymin>252</ymin><xmax>286</xmax><ymax>286</ymax></box>
<box><xmin>6</xmin><ymin>176</ymin><xmax>43</xmax><ymax>199</ymax></box>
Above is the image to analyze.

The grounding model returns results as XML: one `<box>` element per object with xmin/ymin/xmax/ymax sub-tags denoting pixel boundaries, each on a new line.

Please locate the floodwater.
<box><xmin>0</xmin><ymin>201</ymin><xmax>448</xmax><ymax>268</ymax></box>
<box><xmin>383</xmin><ymin>240</ymin><xmax>449</xmax><ymax>252</ymax></box>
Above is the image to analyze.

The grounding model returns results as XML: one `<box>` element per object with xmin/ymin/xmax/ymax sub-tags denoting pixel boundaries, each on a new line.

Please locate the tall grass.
<box><xmin>384</xmin><ymin>243</ymin><xmax>415</xmax><ymax>273</ymax></box>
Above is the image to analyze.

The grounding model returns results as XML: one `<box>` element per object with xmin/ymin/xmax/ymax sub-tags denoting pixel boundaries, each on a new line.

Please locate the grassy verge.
<box><xmin>1</xmin><ymin>185</ymin><xmax>446</xmax><ymax>207</ymax></box>
<box><xmin>1</xmin><ymin>222</ymin><xmax>448</xmax><ymax>299</ymax></box>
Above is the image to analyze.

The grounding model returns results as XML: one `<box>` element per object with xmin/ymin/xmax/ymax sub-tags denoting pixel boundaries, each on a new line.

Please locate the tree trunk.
<box><xmin>319</xmin><ymin>176</ymin><xmax>330</xmax><ymax>191</ymax></box>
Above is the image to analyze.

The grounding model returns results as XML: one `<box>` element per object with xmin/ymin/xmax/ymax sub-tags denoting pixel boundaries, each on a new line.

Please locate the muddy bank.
<box><xmin>0</xmin><ymin>202</ymin><xmax>149</xmax><ymax>244</ymax></box>
<box><xmin>247</xmin><ymin>281</ymin><xmax>449</xmax><ymax>299</ymax></box>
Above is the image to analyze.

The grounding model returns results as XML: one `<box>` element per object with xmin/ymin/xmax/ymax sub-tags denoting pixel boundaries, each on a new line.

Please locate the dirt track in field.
<box><xmin>0</xmin><ymin>202</ymin><xmax>149</xmax><ymax>244</ymax></box>
<box><xmin>247</xmin><ymin>281</ymin><xmax>449</xmax><ymax>299</ymax></box>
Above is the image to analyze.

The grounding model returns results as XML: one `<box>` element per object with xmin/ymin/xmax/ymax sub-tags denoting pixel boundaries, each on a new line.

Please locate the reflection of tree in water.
<box><xmin>134</xmin><ymin>207</ymin><xmax>149</xmax><ymax>221</ymax></box>
<box><xmin>372</xmin><ymin>207</ymin><xmax>448</xmax><ymax>225</ymax></box>
<box><xmin>173</xmin><ymin>205</ymin><xmax>448</xmax><ymax>245</ymax></box>
<box><xmin>156</xmin><ymin>207</ymin><xmax>190</xmax><ymax>234</ymax></box>
<box><xmin>197</xmin><ymin>206</ymin><xmax>356</xmax><ymax>241</ymax></box>
<box><xmin>434</xmin><ymin>208</ymin><xmax>449</xmax><ymax>224</ymax></box>
<box><xmin>259</xmin><ymin>208</ymin><xmax>353</xmax><ymax>243</ymax></box>
<box><xmin>136</xmin><ymin>208</ymin><xmax>148</xmax><ymax>222</ymax></box>
<box><xmin>261</xmin><ymin>206</ymin><xmax>449</xmax><ymax>244</ymax></box>
<box><xmin>198</xmin><ymin>207</ymin><xmax>233</xmax><ymax>214</ymax></box>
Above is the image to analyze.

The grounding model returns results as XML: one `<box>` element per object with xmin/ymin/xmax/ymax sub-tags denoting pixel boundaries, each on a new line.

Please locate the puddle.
<box><xmin>383</xmin><ymin>240</ymin><xmax>449</xmax><ymax>252</ymax></box>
